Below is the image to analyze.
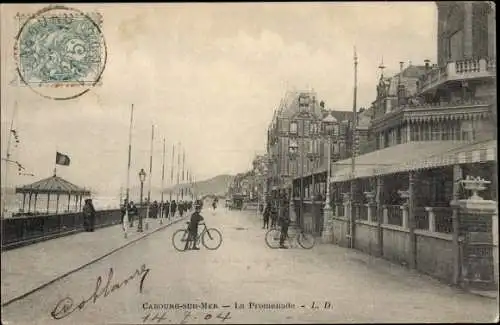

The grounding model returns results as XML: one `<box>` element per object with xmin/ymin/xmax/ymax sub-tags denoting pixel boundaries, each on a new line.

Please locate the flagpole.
<box><xmin>181</xmin><ymin>148</ymin><xmax>185</xmax><ymax>200</ymax></box>
<box><xmin>145</xmin><ymin>124</ymin><xmax>154</xmax><ymax>230</ymax></box>
<box><xmin>176</xmin><ymin>142</ymin><xmax>180</xmax><ymax>201</ymax></box>
<box><xmin>170</xmin><ymin>143</ymin><xmax>175</xmax><ymax>202</ymax></box>
<box><xmin>2</xmin><ymin>101</ymin><xmax>18</xmax><ymax>218</ymax></box>
<box><xmin>123</xmin><ymin>104</ymin><xmax>134</xmax><ymax>238</ymax></box>
<box><xmin>160</xmin><ymin>137</ymin><xmax>166</xmax><ymax>224</ymax></box>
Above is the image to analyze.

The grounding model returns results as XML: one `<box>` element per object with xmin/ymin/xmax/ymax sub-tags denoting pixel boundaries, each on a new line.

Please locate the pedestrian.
<box><xmin>171</xmin><ymin>200</ymin><xmax>177</xmax><ymax>218</ymax></box>
<box><xmin>164</xmin><ymin>200</ymin><xmax>170</xmax><ymax>219</ymax></box>
<box><xmin>179</xmin><ymin>201</ymin><xmax>185</xmax><ymax>217</ymax></box>
<box><xmin>83</xmin><ymin>198</ymin><xmax>96</xmax><ymax>232</ymax></box>
<box><xmin>128</xmin><ymin>201</ymin><xmax>138</xmax><ymax>227</ymax></box>
<box><xmin>150</xmin><ymin>200</ymin><xmax>159</xmax><ymax>219</ymax></box>
<box><xmin>120</xmin><ymin>199</ymin><xmax>127</xmax><ymax>226</ymax></box>
<box><xmin>270</xmin><ymin>201</ymin><xmax>278</xmax><ymax>228</ymax></box>
<box><xmin>262</xmin><ymin>202</ymin><xmax>271</xmax><ymax>229</ymax></box>
<box><xmin>184</xmin><ymin>203</ymin><xmax>204</xmax><ymax>250</ymax></box>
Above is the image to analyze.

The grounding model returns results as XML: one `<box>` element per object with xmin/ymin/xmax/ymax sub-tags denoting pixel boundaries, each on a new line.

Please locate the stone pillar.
<box><xmin>401</xmin><ymin>205</ymin><xmax>409</xmax><ymax>229</ymax></box>
<box><xmin>364</xmin><ymin>191</ymin><xmax>376</xmax><ymax>222</ymax></box>
<box><xmin>376</xmin><ymin>176</ymin><xmax>384</xmax><ymax>256</ymax></box>
<box><xmin>453</xmin><ymin>176</ymin><xmax>497</xmax><ymax>290</ymax></box>
<box><xmin>451</xmin><ymin>164</ymin><xmax>463</xmax><ymax>285</ymax></box>
<box><xmin>425</xmin><ymin>207</ymin><xmax>436</xmax><ymax>232</ymax></box>
<box><xmin>463</xmin><ymin>2</ymin><xmax>473</xmax><ymax>59</ymax></box>
<box><xmin>408</xmin><ymin>171</ymin><xmax>416</xmax><ymax>269</ymax></box>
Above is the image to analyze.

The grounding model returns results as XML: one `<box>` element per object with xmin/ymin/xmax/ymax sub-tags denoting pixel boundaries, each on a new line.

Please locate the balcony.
<box><xmin>419</xmin><ymin>58</ymin><xmax>496</xmax><ymax>94</ymax></box>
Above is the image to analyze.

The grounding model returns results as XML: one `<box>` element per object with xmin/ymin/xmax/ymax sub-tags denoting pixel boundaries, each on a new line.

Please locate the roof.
<box><xmin>15</xmin><ymin>175</ymin><xmax>91</xmax><ymax>195</ymax></box>
<box><xmin>378</xmin><ymin>139</ymin><xmax>497</xmax><ymax>175</ymax></box>
<box><xmin>296</xmin><ymin>140</ymin><xmax>496</xmax><ymax>182</ymax></box>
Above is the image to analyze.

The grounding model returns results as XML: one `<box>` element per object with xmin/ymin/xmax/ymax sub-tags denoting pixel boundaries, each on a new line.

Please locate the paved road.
<box><xmin>2</xmin><ymin>208</ymin><xmax>497</xmax><ymax>324</ymax></box>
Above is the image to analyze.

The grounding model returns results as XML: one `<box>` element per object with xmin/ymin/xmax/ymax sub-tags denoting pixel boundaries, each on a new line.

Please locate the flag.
<box><xmin>56</xmin><ymin>152</ymin><xmax>71</xmax><ymax>166</ymax></box>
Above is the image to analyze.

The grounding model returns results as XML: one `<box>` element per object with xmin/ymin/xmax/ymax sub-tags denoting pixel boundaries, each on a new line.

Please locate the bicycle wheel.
<box><xmin>297</xmin><ymin>232</ymin><xmax>315</xmax><ymax>249</ymax></box>
<box><xmin>202</xmin><ymin>228</ymin><xmax>223</xmax><ymax>250</ymax></box>
<box><xmin>172</xmin><ymin>229</ymin><xmax>189</xmax><ymax>252</ymax></box>
<box><xmin>265</xmin><ymin>228</ymin><xmax>281</xmax><ymax>249</ymax></box>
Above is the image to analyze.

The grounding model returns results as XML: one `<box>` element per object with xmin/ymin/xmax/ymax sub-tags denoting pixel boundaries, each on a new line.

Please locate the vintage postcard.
<box><xmin>1</xmin><ymin>2</ymin><xmax>498</xmax><ymax>324</ymax></box>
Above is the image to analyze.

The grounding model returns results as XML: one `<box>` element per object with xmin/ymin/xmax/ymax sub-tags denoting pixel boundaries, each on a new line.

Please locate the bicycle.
<box><xmin>265</xmin><ymin>222</ymin><xmax>315</xmax><ymax>249</ymax></box>
<box><xmin>172</xmin><ymin>222</ymin><xmax>223</xmax><ymax>251</ymax></box>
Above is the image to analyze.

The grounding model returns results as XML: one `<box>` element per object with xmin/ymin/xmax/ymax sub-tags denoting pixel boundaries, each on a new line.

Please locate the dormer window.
<box><xmin>290</xmin><ymin>121</ymin><xmax>298</xmax><ymax>135</ymax></box>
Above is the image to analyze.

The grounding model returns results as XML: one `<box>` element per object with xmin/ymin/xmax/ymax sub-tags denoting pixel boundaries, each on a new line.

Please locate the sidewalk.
<box><xmin>1</xmin><ymin>215</ymin><xmax>186</xmax><ymax>305</ymax></box>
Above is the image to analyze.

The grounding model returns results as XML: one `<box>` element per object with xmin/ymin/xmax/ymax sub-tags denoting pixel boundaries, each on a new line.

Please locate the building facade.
<box><xmin>266</xmin><ymin>90</ymin><xmax>354</xmax><ymax>200</ymax></box>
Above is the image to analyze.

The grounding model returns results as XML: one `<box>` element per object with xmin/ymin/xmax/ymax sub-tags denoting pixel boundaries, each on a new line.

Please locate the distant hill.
<box><xmin>164</xmin><ymin>174</ymin><xmax>235</xmax><ymax>197</ymax></box>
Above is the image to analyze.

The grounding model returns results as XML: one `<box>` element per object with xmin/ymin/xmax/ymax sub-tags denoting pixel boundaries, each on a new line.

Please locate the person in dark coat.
<box><xmin>120</xmin><ymin>199</ymin><xmax>127</xmax><ymax>226</ymax></box>
<box><xmin>128</xmin><ymin>201</ymin><xmax>138</xmax><ymax>227</ymax></box>
<box><xmin>179</xmin><ymin>201</ymin><xmax>185</xmax><ymax>217</ymax></box>
<box><xmin>150</xmin><ymin>201</ymin><xmax>159</xmax><ymax>218</ymax></box>
<box><xmin>164</xmin><ymin>200</ymin><xmax>170</xmax><ymax>219</ymax></box>
<box><xmin>262</xmin><ymin>202</ymin><xmax>271</xmax><ymax>229</ymax></box>
<box><xmin>278</xmin><ymin>198</ymin><xmax>291</xmax><ymax>249</ymax></box>
<box><xmin>83</xmin><ymin>199</ymin><xmax>96</xmax><ymax>232</ymax></box>
<box><xmin>170</xmin><ymin>200</ymin><xmax>177</xmax><ymax>218</ymax></box>
<box><xmin>270</xmin><ymin>201</ymin><xmax>278</xmax><ymax>228</ymax></box>
<box><xmin>184</xmin><ymin>203</ymin><xmax>204</xmax><ymax>250</ymax></box>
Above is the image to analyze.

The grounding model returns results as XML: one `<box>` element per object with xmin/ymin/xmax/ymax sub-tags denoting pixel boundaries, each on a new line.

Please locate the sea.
<box><xmin>2</xmin><ymin>193</ymin><xmax>121</xmax><ymax>218</ymax></box>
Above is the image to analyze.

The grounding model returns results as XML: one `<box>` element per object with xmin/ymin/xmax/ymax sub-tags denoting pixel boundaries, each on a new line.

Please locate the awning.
<box><xmin>376</xmin><ymin>139</ymin><xmax>497</xmax><ymax>175</ymax></box>
<box><xmin>329</xmin><ymin>140</ymin><xmax>495</xmax><ymax>183</ymax></box>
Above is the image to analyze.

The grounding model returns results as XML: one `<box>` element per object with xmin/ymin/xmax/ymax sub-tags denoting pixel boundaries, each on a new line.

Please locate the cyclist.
<box><xmin>278</xmin><ymin>199</ymin><xmax>290</xmax><ymax>249</ymax></box>
<box><xmin>184</xmin><ymin>203</ymin><xmax>204</xmax><ymax>250</ymax></box>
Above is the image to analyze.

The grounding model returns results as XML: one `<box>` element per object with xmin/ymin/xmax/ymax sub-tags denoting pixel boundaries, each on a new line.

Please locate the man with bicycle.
<box><xmin>278</xmin><ymin>194</ymin><xmax>290</xmax><ymax>249</ymax></box>
<box><xmin>184</xmin><ymin>203</ymin><xmax>204</xmax><ymax>250</ymax></box>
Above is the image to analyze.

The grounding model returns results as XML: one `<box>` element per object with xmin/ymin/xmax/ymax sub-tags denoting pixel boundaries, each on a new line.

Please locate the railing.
<box><xmin>415</xmin><ymin>207</ymin><xmax>429</xmax><ymax>230</ymax></box>
<box><xmin>1</xmin><ymin>208</ymin><xmax>146</xmax><ymax>250</ymax></box>
<box><xmin>401</xmin><ymin>97</ymin><xmax>489</xmax><ymax>110</ymax></box>
<box><xmin>419</xmin><ymin>58</ymin><xmax>495</xmax><ymax>93</ymax></box>
<box><xmin>434</xmin><ymin>208</ymin><xmax>453</xmax><ymax>233</ymax></box>
<box><xmin>358</xmin><ymin>204</ymin><xmax>368</xmax><ymax>221</ymax></box>
<box><xmin>386</xmin><ymin>205</ymin><xmax>403</xmax><ymax>226</ymax></box>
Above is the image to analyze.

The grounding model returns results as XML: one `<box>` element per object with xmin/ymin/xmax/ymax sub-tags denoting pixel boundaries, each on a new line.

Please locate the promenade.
<box><xmin>1</xmin><ymin>208</ymin><xmax>497</xmax><ymax>324</ymax></box>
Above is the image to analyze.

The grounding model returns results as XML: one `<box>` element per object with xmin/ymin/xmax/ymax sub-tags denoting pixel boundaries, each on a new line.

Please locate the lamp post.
<box><xmin>138</xmin><ymin>168</ymin><xmax>146</xmax><ymax>232</ymax></box>
<box><xmin>321</xmin><ymin>111</ymin><xmax>338</xmax><ymax>243</ymax></box>
<box><xmin>288</xmin><ymin>139</ymin><xmax>299</xmax><ymax>225</ymax></box>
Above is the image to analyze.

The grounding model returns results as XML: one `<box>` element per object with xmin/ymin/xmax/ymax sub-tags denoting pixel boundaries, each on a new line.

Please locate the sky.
<box><xmin>1</xmin><ymin>2</ymin><xmax>437</xmax><ymax>196</ymax></box>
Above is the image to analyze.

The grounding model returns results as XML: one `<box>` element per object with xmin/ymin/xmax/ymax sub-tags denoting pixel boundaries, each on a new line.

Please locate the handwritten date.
<box><xmin>142</xmin><ymin>311</ymin><xmax>232</xmax><ymax>324</ymax></box>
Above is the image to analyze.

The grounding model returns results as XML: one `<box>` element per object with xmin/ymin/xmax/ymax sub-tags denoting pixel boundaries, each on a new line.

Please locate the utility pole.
<box><xmin>170</xmin><ymin>143</ymin><xmax>175</xmax><ymax>201</ymax></box>
<box><xmin>349</xmin><ymin>46</ymin><xmax>358</xmax><ymax>249</ymax></box>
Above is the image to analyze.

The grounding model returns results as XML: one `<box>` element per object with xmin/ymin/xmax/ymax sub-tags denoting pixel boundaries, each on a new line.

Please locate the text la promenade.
<box><xmin>143</xmin><ymin>301</ymin><xmax>298</xmax><ymax>310</ymax></box>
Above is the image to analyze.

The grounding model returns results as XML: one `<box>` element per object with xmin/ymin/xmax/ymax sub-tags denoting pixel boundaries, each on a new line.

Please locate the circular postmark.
<box><xmin>14</xmin><ymin>5</ymin><xmax>107</xmax><ymax>100</ymax></box>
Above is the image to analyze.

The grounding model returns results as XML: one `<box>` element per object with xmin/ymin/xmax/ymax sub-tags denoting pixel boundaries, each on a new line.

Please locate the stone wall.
<box><xmin>354</xmin><ymin>221</ymin><xmax>379</xmax><ymax>256</ymax></box>
<box><xmin>415</xmin><ymin>231</ymin><xmax>455</xmax><ymax>283</ymax></box>
<box><xmin>381</xmin><ymin>225</ymin><xmax>411</xmax><ymax>266</ymax></box>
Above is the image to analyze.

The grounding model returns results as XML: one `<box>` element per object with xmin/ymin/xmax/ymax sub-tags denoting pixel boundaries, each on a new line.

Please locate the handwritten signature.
<box><xmin>51</xmin><ymin>264</ymin><xmax>150</xmax><ymax>320</ymax></box>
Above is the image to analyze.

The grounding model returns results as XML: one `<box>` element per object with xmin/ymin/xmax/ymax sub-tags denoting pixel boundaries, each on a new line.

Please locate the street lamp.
<box><xmin>138</xmin><ymin>168</ymin><xmax>146</xmax><ymax>232</ymax></box>
<box><xmin>288</xmin><ymin>139</ymin><xmax>299</xmax><ymax>225</ymax></box>
<box><xmin>321</xmin><ymin>111</ymin><xmax>338</xmax><ymax>242</ymax></box>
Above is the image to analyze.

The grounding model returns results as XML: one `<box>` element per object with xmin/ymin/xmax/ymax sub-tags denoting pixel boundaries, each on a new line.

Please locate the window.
<box><xmin>304</xmin><ymin>120</ymin><xmax>310</xmax><ymax>137</ymax></box>
<box><xmin>310</xmin><ymin>123</ymin><xmax>319</xmax><ymax>135</ymax></box>
<box><xmin>449</xmin><ymin>30</ymin><xmax>464</xmax><ymax>61</ymax></box>
<box><xmin>290</xmin><ymin>121</ymin><xmax>298</xmax><ymax>134</ymax></box>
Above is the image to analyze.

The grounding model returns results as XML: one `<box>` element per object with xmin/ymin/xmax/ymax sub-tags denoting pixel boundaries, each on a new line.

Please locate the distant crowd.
<box><xmin>119</xmin><ymin>199</ymin><xmax>199</xmax><ymax>227</ymax></box>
